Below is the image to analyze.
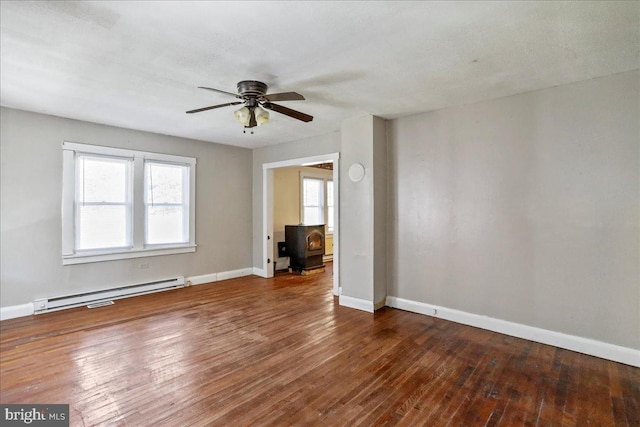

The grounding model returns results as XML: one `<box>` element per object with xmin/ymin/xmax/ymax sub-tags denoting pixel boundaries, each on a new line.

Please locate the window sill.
<box><xmin>62</xmin><ymin>245</ymin><xmax>197</xmax><ymax>265</ymax></box>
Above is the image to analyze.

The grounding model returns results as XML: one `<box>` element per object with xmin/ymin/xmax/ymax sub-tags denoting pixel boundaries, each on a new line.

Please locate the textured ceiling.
<box><xmin>1</xmin><ymin>1</ymin><xmax>638</xmax><ymax>149</ymax></box>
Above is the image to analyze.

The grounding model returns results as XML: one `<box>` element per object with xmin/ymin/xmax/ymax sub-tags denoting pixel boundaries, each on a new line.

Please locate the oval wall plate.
<box><xmin>348</xmin><ymin>163</ymin><xmax>365</xmax><ymax>182</ymax></box>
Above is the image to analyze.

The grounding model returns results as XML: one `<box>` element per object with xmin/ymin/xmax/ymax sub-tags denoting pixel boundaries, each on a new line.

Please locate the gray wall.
<box><xmin>252</xmin><ymin>132</ymin><xmax>341</xmax><ymax>269</ymax></box>
<box><xmin>372</xmin><ymin>116</ymin><xmax>387</xmax><ymax>306</ymax></box>
<box><xmin>340</xmin><ymin>116</ymin><xmax>375</xmax><ymax>302</ymax></box>
<box><xmin>1</xmin><ymin>107</ymin><xmax>253</xmax><ymax>307</ymax></box>
<box><xmin>339</xmin><ymin>115</ymin><xmax>387</xmax><ymax>306</ymax></box>
<box><xmin>387</xmin><ymin>70</ymin><xmax>639</xmax><ymax>349</ymax></box>
<box><xmin>3</xmin><ymin>69</ymin><xmax>637</xmax><ymax>352</ymax></box>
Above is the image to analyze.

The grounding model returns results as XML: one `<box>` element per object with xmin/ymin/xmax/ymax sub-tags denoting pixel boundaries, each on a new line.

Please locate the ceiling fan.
<box><xmin>186</xmin><ymin>80</ymin><xmax>313</xmax><ymax>134</ymax></box>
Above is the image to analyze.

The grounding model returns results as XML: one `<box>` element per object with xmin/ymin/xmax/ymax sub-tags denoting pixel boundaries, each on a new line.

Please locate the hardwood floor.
<box><xmin>1</xmin><ymin>264</ymin><xmax>638</xmax><ymax>426</ymax></box>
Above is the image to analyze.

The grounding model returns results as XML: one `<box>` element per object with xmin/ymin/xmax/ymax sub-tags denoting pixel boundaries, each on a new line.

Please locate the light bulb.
<box><xmin>255</xmin><ymin>106</ymin><xmax>269</xmax><ymax>126</ymax></box>
<box><xmin>234</xmin><ymin>106</ymin><xmax>251</xmax><ymax>126</ymax></box>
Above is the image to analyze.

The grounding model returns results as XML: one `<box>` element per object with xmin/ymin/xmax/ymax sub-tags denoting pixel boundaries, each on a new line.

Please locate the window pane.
<box><xmin>75</xmin><ymin>155</ymin><xmax>130</xmax><ymax>250</ymax></box>
<box><xmin>304</xmin><ymin>207</ymin><xmax>323</xmax><ymax>225</ymax></box>
<box><xmin>79</xmin><ymin>156</ymin><xmax>128</xmax><ymax>203</ymax></box>
<box><xmin>327</xmin><ymin>181</ymin><xmax>334</xmax><ymax>207</ymax></box>
<box><xmin>77</xmin><ymin>205</ymin><xmax>128</xmax><ymax>249</ymax></box>
<box><xmin>303</xmin><ymin>178</ymin><xmax>323</xmax><ymax>206</ymax></box>
<box><xmin>146</xmin><ymin>162</ymin><xmax>185</xmax><ymax>204</ymax></box>
<box><xmin>328</xmin><ymin>206</ymin><xmax>334</xmax><ymax>230</ymax></box>
<box><xmin>147</xmin><ymin>206</ymin><xmax>186</xmax><ymax>244</ymax></box>
<box><xmin>145</xmin><ymin>162</ymin><xmax>188</xmax><ymax>245</ymax></box>
<box><xmin>303</xmin><ymin>178</ymin><xmax>325</xmax><ymax>225</ymax></box>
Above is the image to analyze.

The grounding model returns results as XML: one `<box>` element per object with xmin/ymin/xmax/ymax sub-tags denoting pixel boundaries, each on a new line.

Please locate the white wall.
<box><xmin>387</xmin><ymin>70</ymin><xmax>639</xmax><ymax>349</ymax></box>
<box><xmin>0</xmin><ymin>108</ymin><xmax>253</xmax><ymax>307</ymax></box>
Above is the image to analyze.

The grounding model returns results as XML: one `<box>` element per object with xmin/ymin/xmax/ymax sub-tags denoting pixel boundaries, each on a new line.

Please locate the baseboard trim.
<box><xmin>187</xmin><ymin>273</ymin><xmax>218</xmax><ymax>285</ymax></box>
<box><xmin>374</xmin><ymin>299</ymin><xmax>387</xmax><ymax>311</ymax></box>
<box><xmin>187</xmin><ymin>268</ymin><xmax>254</xmax><ymax>285</ymax></box>
<box><xmin>1</xmin><ymin>303</ymin><xmax>35</xmax><ymax>321</ymax></box>
<box><xmin>253</xmin><ymin>267</ymin><xmax>267</xmax><ymax>278</ymax></box>
<box><xmin>386</xmin><ymin>296</ymin><xmax>640</xmax><ymax>367</ymax></box>
<box><xmin>218</xmin><ymin>268</ymin><xmax>254</xmax><ymax>281</ymax></box>
<box><xmin>339</xmin><ymin>295</ymin><xmax>374</xmax><ymax>313</ymax></box>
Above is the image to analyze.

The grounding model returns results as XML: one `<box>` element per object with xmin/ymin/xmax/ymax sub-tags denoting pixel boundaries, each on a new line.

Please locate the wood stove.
<box><xmin>285</xmin><ymin>224</ymin><xmax>325</xmax><ymax>273</ymax></box>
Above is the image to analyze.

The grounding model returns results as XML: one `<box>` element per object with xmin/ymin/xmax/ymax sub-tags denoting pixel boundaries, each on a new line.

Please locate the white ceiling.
<box><xmin>1</xmin><ymin>1</ymin><xmax>638</xmax><ymax>149</ymax></box>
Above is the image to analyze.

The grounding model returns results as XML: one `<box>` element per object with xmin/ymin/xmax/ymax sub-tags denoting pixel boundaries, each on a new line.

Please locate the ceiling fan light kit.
<box><xmin>254</xmin><ymin>107</ymin><xmax>269</xmax><ymax>126</ymax></box>
<box><xmin>234</xmin><ymin>106</ymin><xmax>251</xmax><ymax>126</ymax></box>
<box><xmin>186</xmin><ymin>80</ymin><xmax>312</xmax><ymax>134</ymax></box>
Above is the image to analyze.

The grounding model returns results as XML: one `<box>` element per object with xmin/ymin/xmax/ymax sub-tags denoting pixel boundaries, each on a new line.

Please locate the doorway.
<box><xmin>262</xmin><ymin>153</ymin><xmax>340</xmax><ymax>295</ymax></box>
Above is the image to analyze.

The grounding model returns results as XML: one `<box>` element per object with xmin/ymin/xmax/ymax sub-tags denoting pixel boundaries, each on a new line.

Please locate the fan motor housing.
<box><xmin>237</xmin><ymin>80</ymin><xmax>268</xmax><ymax>98</ymax></box>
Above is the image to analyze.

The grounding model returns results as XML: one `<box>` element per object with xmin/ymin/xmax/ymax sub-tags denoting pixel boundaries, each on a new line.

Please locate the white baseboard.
<box><xmin>187</xmin><ymin>273</ymin><xmax>219</xmax><ymax>285</ymax></box>
<box><xmin>0</xmin><ymin>303</ymin><xmax>34</xmax><ymax>321</ymax></box>
<box><xmin>187</xmin><ymin>268</ymin><xmax>254</xmax><ymax>285</ymax></box>
<box><xmin>386</xmin><ymin>296</ymin><xmax>640</xmax><ymax>368</ymax></box>
<box><xmin>217</xmin><ymin>268</ymin><xmax>254</xmax><ymax>281</ymax></box>
<box><xmin>339</xmin><ymin>295</ymin><xmax>374</xmax><ymax>313</ymax></box>
<box><xmin>253</xmin><ymin>267</ymin><xmax>267</xmax><ymax>278</ymax></box>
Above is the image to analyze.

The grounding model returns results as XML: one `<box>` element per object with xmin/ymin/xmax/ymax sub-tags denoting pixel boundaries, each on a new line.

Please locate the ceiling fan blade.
<box><xmin>262</xmin><ymin>92</ymin><xmax>305</xmax><ymax>102</ymax></box>
<box><xmin>186</xmin><ymin>101</ymin><xmax>242</xmax><ymax>114</ymax></box>
<box><xmin>263</xmin><ymin>102</ymin><xmax>313</xmax><ymax>122</ymax></box>
<box><xmin>198</xmin><ymin>86</ymin><xmax>240</xmax><ymax>98</ymax></box>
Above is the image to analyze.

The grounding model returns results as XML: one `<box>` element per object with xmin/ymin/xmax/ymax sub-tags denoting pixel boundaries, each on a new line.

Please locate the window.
<box><xmin>301</xmin><ymin>173</ymin><xmax>334</xmax><ymax>233</ymax></box>
<box><xmin>327</xmin><ymin>180</ymin><xmax>334</xmax><ymax>231</ymax></box>
<box><xmin>76</xmin><ymin>155</ymin><xmax>132</xmax><ymax>250</ymax></box>
<box><xmin>145</xmin><ymin>162</ymin><xmax>189</xmax><ymax>245</ymax></box>
<box><xmin>62</xmin><ymin>142</ymin><xmax>196</xmax><ymax>265</ymax></box>
<box><xmin>302</xmin><ymin>177</ymin><xmax>324</xmax><ymax>226</ymax></box>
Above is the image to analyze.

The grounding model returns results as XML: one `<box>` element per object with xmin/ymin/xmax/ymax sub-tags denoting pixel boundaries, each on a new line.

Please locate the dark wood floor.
<box><xmin>1</xmin><ymin>264</ymin><xmax>638</xmax><ymax>426</ymax></box>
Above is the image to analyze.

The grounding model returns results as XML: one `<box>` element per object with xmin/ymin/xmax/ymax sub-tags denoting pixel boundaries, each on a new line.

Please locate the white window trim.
<box><xmin>299</xmin><ymin>170</ymin><xmax>334</xmax><ymax>235</ymax></box>
<box><xmin>62</xmin><ymin>142</ymin><xmax>196</xmax><ymax>265</ymax></box>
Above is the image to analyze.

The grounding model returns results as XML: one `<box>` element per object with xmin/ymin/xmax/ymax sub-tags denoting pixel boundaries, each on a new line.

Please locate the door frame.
<box><xmin>262</xmin><ymin>152</ymin><xmax>340</xmax><ymax>295</ymax></box>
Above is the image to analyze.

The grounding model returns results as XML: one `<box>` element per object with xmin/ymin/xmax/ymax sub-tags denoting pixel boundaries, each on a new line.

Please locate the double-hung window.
<box><xmin>75</xmin><ymin>154</ymin><xmax>133</xmax><ymax>251</ymax></box>
<box><xmin>302</xmin><ymin>177</ymin><xmax>325</xmax><ymax>226</ymax></box>
<box><xmin>62</xmin><ymin>142</ymin><xmax>196</xmax><ymax>265</ymax></box>
<box><xmin>300</xmin><ymin>172</ymin><xmax>334</xmax><ymax>234</ymax></box>
<box><xmin>326</xmin><ymin>180</ymin><xmax>334</xmax><ymax>232</ymax></box>
<box><xmin>145</xmin><ymin>161</ymin><xmax>190</xmax><ymax>246</ymax></box>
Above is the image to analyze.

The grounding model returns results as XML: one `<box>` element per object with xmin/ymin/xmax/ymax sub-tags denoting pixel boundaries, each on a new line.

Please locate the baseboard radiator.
<box><xmin>33</xmin><ymin>276</ymin><xmax>185</xmax><ymax>314</ymax></box>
